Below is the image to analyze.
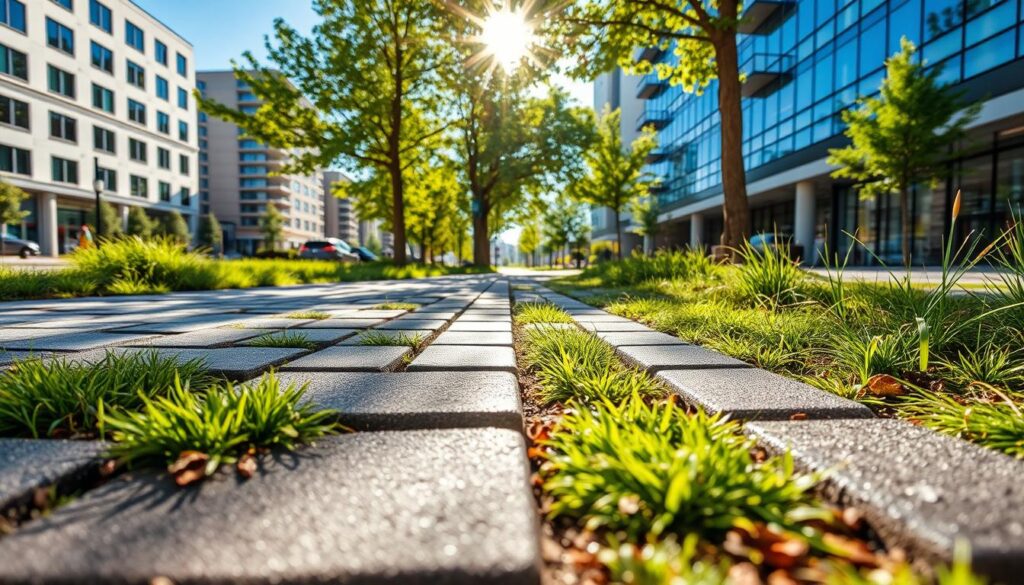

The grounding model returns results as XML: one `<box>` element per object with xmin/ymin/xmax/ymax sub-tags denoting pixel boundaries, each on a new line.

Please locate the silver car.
<box><xmin>1</xmin><ymin>233</ymin><xmax>40</xmax><ymax>258</ymax></box>
<box><xmin>298</xmin><ymin>238</ymin><xmax>359</xmax><ymax>262</ymax></box>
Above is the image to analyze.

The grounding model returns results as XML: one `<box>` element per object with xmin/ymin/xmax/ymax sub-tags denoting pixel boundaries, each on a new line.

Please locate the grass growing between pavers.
<box><xmin>284</xmin><ymin>311</ymin><xmax>332</xmax><ymax>320</ymax></box>
<box><xmin>0</xmin><ymin>237</ymin><xmax>493</xmax><ymax>301</ymax></box>
<box><xmin>245</xmin><ymin>331</ymin><xmax>319</xmax><ymax>350</ymax></box>
<box><xmin>513</xmin><ymin>302</ymin><xmax>575</xmax><ymax>324</ymax></box>
<box><xmin>104</xmin><ymin>373</ymin><xmax>339</xmax><ymax>485</ymax></box>
<box><xmin>0</xmin><ymin>351</ymin><xmax>210</xmax><ymax>438</ymax></box>
<box><xmin>356</xmin><ymin>330</ymin><xmax>427</xmax><ymax>349</ymax></box>
<box><xmin>549</xmin><ymin>216</ymin><xmax>1024</xmax><ymax>459</ymax></box>
<box><xmin>513</xmin><ymin>304</ymin><xmax>989</xmax><ymax>584</ymax></box>
<box><xmin>372</xmin><ymin>302</ymin><xmax>421</xmax><ymax>311</ymax></box>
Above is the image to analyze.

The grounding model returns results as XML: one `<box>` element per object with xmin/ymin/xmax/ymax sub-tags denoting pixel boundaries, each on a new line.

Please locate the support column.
<box><xmin>37</xmin><ymin>192</ymin><xmax>58</xmax><ymax>257</ymax></box>
<box><xmin>794</xmin><ymin>181</ymin><xmax>816</xmax><ymax>263</ymax></box>
<box><xmin>119</xmin><ymin>204</ymin><xmax>130</xmax><ymax>233</ymax></box>
<box><xmin>689</xmin><ymin>213</ymin><xmax>704</xmax><ymax>249</ymax></box>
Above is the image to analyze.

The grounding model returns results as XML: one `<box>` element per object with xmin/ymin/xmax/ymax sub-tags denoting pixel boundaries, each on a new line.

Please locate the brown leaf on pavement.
<box><xmin>236</xmin><ymin>453</ymin><xmax>257</xmax><ymax>479</ymax></box>
<box><xmin>168</xmin><ymin>450</ymin><xmax>210</xmax><ymax>487</ymax></box>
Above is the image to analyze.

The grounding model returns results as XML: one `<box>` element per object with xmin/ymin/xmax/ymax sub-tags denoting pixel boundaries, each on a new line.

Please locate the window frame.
<box><xmin>93</xmin><ymin>125</ymin><xmax>115</xmax><ymax>154</ymax></box>
<box><xmin>0</xmin><ymin>93</ymin><xmax>29</xmax><ymax>130</ymax></box>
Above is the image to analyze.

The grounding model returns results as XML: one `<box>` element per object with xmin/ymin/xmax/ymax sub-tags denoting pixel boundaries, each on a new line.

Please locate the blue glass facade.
<box><xmin>643</xmin><ymin>0</ymin><xmax>1024</xmax><ymax>262</ymax></box>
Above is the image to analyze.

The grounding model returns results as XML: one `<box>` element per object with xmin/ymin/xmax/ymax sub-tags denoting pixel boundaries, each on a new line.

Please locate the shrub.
<box><xmin>514</xmin><ymin>302</ymin><xmax>574</xmax><ymax>324</ymax></box>
<box><xmin>540</xmin><ymin>397</ymin><xmax>822</xmax><ymax>540</ymax></box>
<box><xmin>0</xmin><ymin>351</ymin><xmax>210</xmax><ymax>438</ymax></box>
<box><xmin>0</xmin><ymin>267</ymin><xmax>96</xmax><ymax>300</ymax></box>
<box><xmin>70</xmin><ymin>236</ymin><xmax>220</xmax><ymax>294</ymax></box>
<box><xmin>103</xmin><ymin>373</ymin><xmax>339</xmax><ymax>477</ymax></box>
<box><xmin>245</xmin><ymin>331</ymin><xmax>318</xmax><ymax>350</ymax></box>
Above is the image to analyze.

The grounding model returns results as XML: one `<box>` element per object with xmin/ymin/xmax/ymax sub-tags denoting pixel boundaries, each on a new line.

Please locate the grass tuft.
<box><xmin>540</xmin><ymin>396</ymin><xmax>823</xmax><ymax>540</ymax></box>
<box><xmin>103</xmin><ymin>372</ymin><xmax>339</xmax><ymax>476</ymax></box>
<box><xmin>514</xmin><ymin>302</ymin><xmax>574</xmax><ymax>324</ymax></box>
<box><xmin>284</xmin><ymin>311</ymin><xmax>331</xmax><ymax>320</ymax></box>
<box><xmin>736</xmin><ymin>241</ymin><xmax>805</xmax><ymax>308</ymax></box>
<box><xmin>0</xmin><ymin>351</ymin><xmax>210</xmax><ymax>438</ymax></box>
<box><xmin>900</xmin><ymin>389</ymin><xmax>1024</xmax><ymax>458</ymax></box>
<box><xmin>245</xmin><ymin>331</ymin><xmax>318</xmax><ymax>350</ymax></box>
<box><xmin>600</xmin><ymin>535</ymin><xmax>729</xmax><ymax>585</ymax></box>
<box><xmin>355</xmin><ymin>330</ymin><xmax>426</xmax><ymax>348</ymax></box>
<box><xmin>372</xmin><ymin>302</ymin><xmax>420</xmax><ymax>311</ymax></box>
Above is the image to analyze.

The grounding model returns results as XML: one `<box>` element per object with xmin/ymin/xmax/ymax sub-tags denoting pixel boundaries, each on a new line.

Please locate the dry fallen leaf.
<box><xmin>865</xmin><ymin>374</ymin><xmax>905</xmax><ymax>397</ymax></box>
<box><xmin>790</xmin><ymin>412</ymin><xmax>808</xmax><ymax>421</ymax></box>
<box><xmin>169</xmin><ymin>450</ymin><xmax>210</xmax><ymax>487</ymax></box>
<box><xmin>236</xmin><ymin>453</ymin><xmax>257</xmax><ymax>479</ymax></box>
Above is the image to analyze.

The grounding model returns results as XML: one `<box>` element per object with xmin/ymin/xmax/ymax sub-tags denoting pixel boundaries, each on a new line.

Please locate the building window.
<box><xmin>157</xmin><ymin>147</ymin><xmax>170</xmax><ymax>169</ymax></box>
<box><xmin>93</xmin><ymin>126</ymin><xmax>115</xmax><ymax>153</ymax></box>
<box><xmin>156</xmin><ymin>75</ymin><xmax>168</xmax><ymax>100</ymax></box>
<box><xmin>179</xmin><ymin>154</ymin><xmax>189</xmax><ymax>175</ymax></box>
<box><xmin>91</xmin><ymin>83</ymin><xmax>114</xmax><ymax>113</ymax></box>
<box><xmin>0</xmin><ymin>0</ymin><xmax>26</xmax><ymax>34</ymax></box>
<box><xmin>51</xmin><ymin>156</ymin><xmax>78</xmax><ymax>184</ymax></box>
<box><xmin>128</xmin><ymin>138</ymin><xmax>147</xmax><ymax>162</ymax></box>
<box><xmin>89</xmin><ymin>0</ymin><xmax>111</xmax><ymax>33</ymax></box>
<box><xmin>0</xmin><ymin>43</ymin><xmax>27</xmax><ymax>81</ymax></box>
<box><xmin>180</xmin><ymin>188</ymin><xmax>191</xmax><ymax>206</ymax></box>
<box><xmin>52</xmin><ymin>0</ymin><xmax>73</xmax><ymax>9</ymax></box>
<box><xmin>177</xmin><ymin>87</ymin><xmax>188</xmax><ymax>109</ymax></box>
<box><xmin>127</xmin><ymin>98</ymin><xmax>146</xmax><ymax>125</ymax></box>
<box><xmin>46</xmin><ymin>18</ymin><xmax>75</xmax><ymax>55</ymax></box>
<box><xmin>155</xmin><ymin>40</ymin><xmax>167</xmax><ymax>66</ymax></box>
<box><xmin>130</xmin><ymin>175</ymin><xmax>148</xmax><ymax>198</ymax></box>
<box><xmin>0</xmin><ymin>94</ymin><xmax>28</xmax><ymax>129</ymax></box>
<box><xmin>49</xmin><ymin>111</ymin><xmax>77</xmax><ymax>142</ymax></box>
<box><xmin>125</xmin><ymin>20</ymin><xmax>144</xmax><ymax>52</ymax></box>
<box><xmin>156</xmin><ymin>111</ymin><xmax>169</xmax><ymax>134</ymax></box>
<box><xmin>240</xmin><ymin>165</ymin><xmax>267</xmax><ymax>175</ymax></box>
<box><xmin>240</xmin><ymin>178</ymin><xmax>267</xmax><ymax>188</ymax></box>
<box><xmin>90</xmin><ymin>41</ymin><xmax>113</xmax><ymax>74</ymax></box>
<box><xmin>239</xmin><ymin>139</ymin><xmax>261</xmax><ymax>149</ymax></box>
<box><xmin>0</xmin><ymin>144</ymin><xmax>30</xmax><ymax>175</ymax></box>
<box><xmin>178</xmin><ymin>120</ymin><xmax>188</xmax><ymax>142</ymax></box>
<box><xmin>176</xmin><ymin>53</ymin><xmax>187</xmax><ymax>76</ymax></box>
<box><xmin>126</xmin><ymin>60</ymin><xmax>145</xmax><ymax>89</ymax></box>
<box><xmin>159</xmin><ymin>181</ymin><xmax>171</xmax><ymax>201</ymax></box>
<box><xmin>47</xmin><ymin>65</ymin><xmax>76</xmax><ymax>99</ymax></box>
<box><xmin>96</xmin><ymin>166</ymin><xmax>116</xmax><ymax>192</ymax></box>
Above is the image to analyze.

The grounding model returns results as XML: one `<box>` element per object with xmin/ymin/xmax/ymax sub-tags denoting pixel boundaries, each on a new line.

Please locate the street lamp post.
<box><xmin>93</xmin><ymin>157</ymin><xmax>104</xmax><ymax>248</ymax></box>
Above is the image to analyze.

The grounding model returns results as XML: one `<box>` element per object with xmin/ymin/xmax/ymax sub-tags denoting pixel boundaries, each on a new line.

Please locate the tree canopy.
<box><xmin>260</xmin><ymin>204</ymin><xmax>285</xmax><ymax>251</ymax></box>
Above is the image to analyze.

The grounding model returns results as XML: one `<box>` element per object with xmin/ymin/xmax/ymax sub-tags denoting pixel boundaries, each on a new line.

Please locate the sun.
<box><xmin>477</xmin><ymin>7</ymin><xmax>536</xmax><ymax>73</ymax></box>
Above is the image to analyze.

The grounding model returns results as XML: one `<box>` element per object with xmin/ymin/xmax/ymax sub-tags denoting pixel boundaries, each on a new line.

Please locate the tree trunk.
<box><xmin>714</xmin><ymin>34</ymin><xmax>751</xmax><ymax>252</ymax></box>
<box><xmin>614</xmin><ymin>209</ymin><xmax>623</xmax><ymax>260</ymax></box>
<box><xmin>389</xmin><ymin>163</ymin><xmax>407</xmax><ymax>265</ymax></box>
<box><xmin>900</xmin><ymin>186</ymin><xmax>911</xmax><ymax>266</ymax></box>
<box><xmin>472</xmin><ymin>194</ymin><xmax>490</xmax><ymax>267</ymax></box>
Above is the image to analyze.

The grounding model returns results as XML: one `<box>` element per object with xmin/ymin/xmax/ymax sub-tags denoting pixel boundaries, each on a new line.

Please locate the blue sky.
<box><xmin>134</xmin><ymin>0</ymin><xmax>591</xmax><ymax>104</ymax></box>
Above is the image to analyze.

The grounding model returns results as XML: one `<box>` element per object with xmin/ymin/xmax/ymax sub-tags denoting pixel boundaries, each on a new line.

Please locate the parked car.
<box><xmin>353</xmin><ymin>246</ymin><xmax>379</xmax><ymax>262</ymax></box>
<box><xmin>298</xmin><ymin>238</ymin><xmax>359</xmax><ymax>262</ymax></box>
<box><xmin>0</xmin><ymin>233</ymin><xmax>40</xmax><ymax>258</ymax></box>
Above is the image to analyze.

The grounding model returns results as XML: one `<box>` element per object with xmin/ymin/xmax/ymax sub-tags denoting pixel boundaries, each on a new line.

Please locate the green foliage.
<box><xmin>518</xmin><ymin>222</ymin><xmax>541</xmax><ymax>264</ymax></box>
<box><xmin>629</xmin><ymin>196</ymin><xmax>660</xmax><ymax>254</ymax></box>
<box><xmin>403</xmin><ymin>163</ymin><xmax>467</xmax><ymax>262</ymax></box>
<box><xmin>828</xmin><ymin>38</ymin><xmax>981</xmax><ymax>264</ymax></box>
<box><xmin>71</xmin><ymin>236</ymin><xmax>220</xmax><ymax>294</ymax></box>
<box><xmin>0</xmin><ymin>351</ymin><xmax>209</xmax><ymax>438</ymax></box>
<box><xmin>600</xmin><ymin>535</ymin><xmax>730</xmax><ymax>585</ymax></box>
<box><xmin>0</xmin><ymin>179</ymin><xmax>30</xmax><ymax>234</ymax></box>
<box><xmin>245</xmin><ymin>331</ymin><xmax>318</xmax><ymax>350</ymax></box>
<box><xmin>513</xmin><ymin>302</ymin><xmax>574</xmax><ymax>324</ymax></box>
<box><xmin>156</xmin><ymin>211</ymin><xmax>190</xmax><ymax>246</ymax></box>
<box><xmin>0</xmin><ymin>267</ymin><xmax>95</xmax><ymax>300</ymax></box>
<box><xmin>104</xmin><ymin>373</ymin><xmax>339</xmax><ymax>473</ymax></box>
<box><xmin>570</xmin><ymin>106</ymin><xmax>658</xmax><ymax>259</ymax></box>
<box><xmin>126</xmin><ymin>207</ymin><xmax>158</xmax><ymax>238</ymax></box>
<box><xmin>579</xmin><ymin>249</ymin><xmax>717</xmax><ymax>286</ymax></box>
<box><xmin>372</xmin><ymin>302</ymin><xmax>420</xmax><ymax>311</ymax></box>
<box><xmin>830</xmin><ymin>330</ymin><xmax>915</xmax><ymax>386</ymax></box>
<box><xmin>355</xmin><ymin>330</ymin><xmax>426</xmax><ymax>348</ymax></box>
<box><xmin>941</xmin><ymin>345</ymin><xmax>1024</xmax><ymax>391</ymax></box>
<box><xmin>543</xmin><ymin>195</ymin><xmax>591</xmax><ymax>266</ymax></box>
<box><xmin>523</xmin><ymin>326</ymin><xmax>662</xmax><ymax>404</ymax></box>
<box><xmin>900</xmin><ymin>390</ymin><xmax>1024</xmax><ymax>458</ymax></box>
<box><xmin>736</xmin><ymin>241</ymin><xmax>805</xmax><ymax>308</ymax></box>
<box><xmin>285</xmin><ymin>311</ymin><xmax>331</xmax><ymax>320</ymax></box>
<box><xmin>86</xmin><ymin>200</ymin><xmax>123</xmax><ymax>240</ymax></box>
<box><xmin>540</xmin><ymin>397</ymin><xmax>822</xmax><ymax>540</ymax></box>
<box><xmin>198</xmin><ymin>213</ymin><xmax>224</xmax><ymax>252</ymax></box>
<box><xmin>259</xmin><ymin>204</ymin><xmax>285</xmax><ymax>251</ymax></box>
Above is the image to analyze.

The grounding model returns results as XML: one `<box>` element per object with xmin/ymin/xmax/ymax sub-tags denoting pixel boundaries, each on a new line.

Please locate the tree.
<box><xmin>198</xmin><ymin>213</ymin><xmax>224</xmax><ymax>255</ymax></box>
<box><xmin>828</xmin><ymin>38</ymin><xmax>980</xmax><ymax>266</ymax></box>
<box><xmin>159</xmin><ymin>211</ymin><xmax>191</xmax><ymax>246</ymax></box>
<box><xmin>542</xmin><ymin>194</ymin><xmax>589</xmax><ymax>267</ymax></box>
<box><xmin>260</xmin><ymin>204</ymin><xmax>285</xmax><ymax>251</ymax></box>
<box><xmin>405</xmin><ymin>163</ymin><xmax>464</xmax><ymax>264</ymax></box>
<box><xmin>85</xmin><ymin>201</ymin><xmax>122</xmax><ymax>240</ymax></box>
<box><xmin>126</xmin><ymin>207</ymin><xmax>157</xmax><ymax>238</ymax></box>
<box><xmin>518</xmin><ymin>222</ymin><xmax>540</xmax><ymax>267</ymax></box>
<box><xmin>546</xmin><ymin>0</ymin><xmax>752</xmax><ymax>251</ymax></box>
<box><xmin>568</xmin><ymin>208</ymin><xmax>591</xmax><ymax>269</ymax></box>
<box><xmin>630</xmin><ymin>195</ymin><xmax>660</xmax><ymax>255</ymax></box>
<box><xmin>0</xmin><ymin>180</ymin><xmax>30</xmax><ymax>259</ymax></box>
<box><xmin>365</xmin><ymin>232</ymin><xmax>382</xmax><ymax>256</ymax></box>
<box><xmin>197</xmin><ymin>0</ymin><xmax>454</xmax><ymax>265</ymax></box>
<box><xmin>571</xmin><ymin>106</ymin><xmax>658</xmax><ymax>259</ymax></box>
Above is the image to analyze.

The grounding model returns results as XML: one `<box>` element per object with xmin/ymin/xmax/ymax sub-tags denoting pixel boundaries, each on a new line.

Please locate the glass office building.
<box><xmin>642</xmin><ymin>0</ymin><xmax>1024</xmax><ymax>264</ymax></box>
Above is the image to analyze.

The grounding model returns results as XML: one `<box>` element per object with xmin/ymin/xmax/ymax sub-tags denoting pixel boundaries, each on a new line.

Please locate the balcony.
<box><xmin>636</xmin><ymin>109</ymin><xmax>671</xmax><ymax>131</ymax></box>
<box><xmin>636</xmin><ymin>71</ymin><xmax>668</xmax><ymax>100</ymax></box>
<box><xmin>740</xmin><ymin>52</ymin><xmax>794</xmax><ymax>97</ymax></box>
<box><xmin>646</xmin><ymin>146</ymin><xmax>670</xmax><ymax>164</ymax></box>
<box><xmin>738</xmin><ymin>0</ymin><xmax>796</xmax><ymax>34</ymax></box>
<box><xmin>637</xmin><ymin>45</ymin><xmax>665</xmax><ymax>63</ymax></box>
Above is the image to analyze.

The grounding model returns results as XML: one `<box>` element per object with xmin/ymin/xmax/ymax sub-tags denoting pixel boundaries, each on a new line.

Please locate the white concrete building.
<box><xmin>0</xmin><ymin>0</ymin><xmax>199</xmax><ymax>255</ymax></box>
<box><xmin>322</xmin><ymin>170</ymin><xmax>359</xmax><ymax>244</ymax></box>
<box><xmin>196</xmin><ymin>70</ymin><xmax>325</xmax><ymax>255</ymax></box>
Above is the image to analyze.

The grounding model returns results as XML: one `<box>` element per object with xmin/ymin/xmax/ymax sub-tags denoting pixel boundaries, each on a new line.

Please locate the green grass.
<box><xmin>600</xmin><ymin>535</ymin><xmax>729</xmax><ymax>585</ymax></box>
<box><xmin>513</xmin><ymin>302</ymin><xmax>574</xmax><ymax>324</ymax></box>
<box><xmin>900</xmin><ymin>390</ymin><xmax>1024</xmax><ymax>458</ymax></box>
<box><xmin>284</xmin><ymin>311</ymin><xmax>331</xmax><ymax>320</ymax></box>
<box><xmin>0</xmin><ymin>237</ymin><xmax>493</xmax><ymax>301</ymax></box>
<box><xmin>539</xmin><ymin>396</ymin><xmax>823</xmax><ymax>541</ymax></box>
<box><xmin>355</xmin><ymin>330</ymin><xmax>426</xmax><ymax>348</ymax></box>
<box><xmin>372</xmin><ymin>302</ymin><xmax>420</xmax><ymax>311</ymax></box>
<box><xmin>245</xmin><ymin>331</ymin><xmax>318</xmax><ymax>350</ymax></box>
<box><xmin>0</xmin><ymin>351</ymin><xmax>210</xmax><ymax>438</ymax></box>
<box><xmin>522</xmin><ymin>326</ymin><xmax>663</xmax><ymax>405</ymax></box>
<box><xmin>103</xmin><ymin>373</ymin><xmax>338</xmax><ymax>477</ymax></box>
<box><xmin>576</xmin><ymin>248</ymin><xmax>719</xmax><ymax>286</ymax></box>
